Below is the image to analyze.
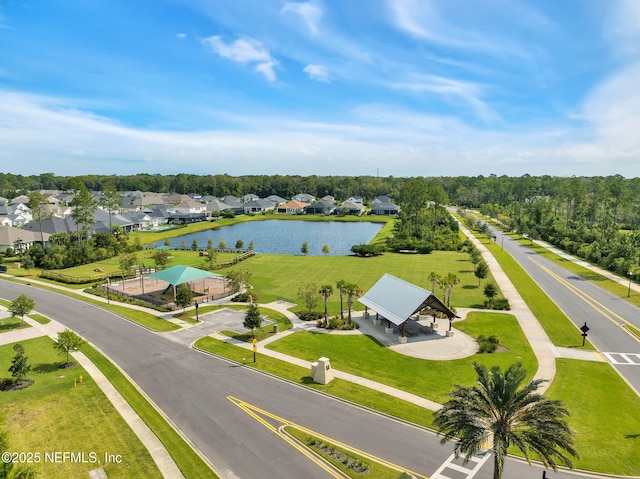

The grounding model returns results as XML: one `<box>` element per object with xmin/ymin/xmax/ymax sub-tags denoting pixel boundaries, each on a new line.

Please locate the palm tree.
<box><xmin>428</xmin><ymin>271</ymin><xmax>440</xmax><ymax>292</ymax></box>
<box><xmin>445</xmin><ymin>272</ymin><xmax>459</xmax><ymax>307</ymax></box>
<box><xmin>344</xmin><ymin>282</ymin><xmax>362</xmax><ymax>324</ymax></box>
<box><xmin>318</xmin><ymin>284</ymin><xmax>334</xmax><ymax>326</ymax></box>
<box><xmin>433</xmin><ymin>363</ymin><xmax>578</xmax><ymax>479</ymax></box>
<box><xmin>336</xmin><ymin>279</ymin><xmax>347</xmax><ymax>319</ymax></box>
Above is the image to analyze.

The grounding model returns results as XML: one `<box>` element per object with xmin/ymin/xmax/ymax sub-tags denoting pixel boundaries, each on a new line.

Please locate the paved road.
<box><xmin>489</xmin><ymin>226</ymin><xmax>640</xmax><ymax>393</ymax></box>
<box><xmin>0</xmin><ymin>280</ymin><xmax>599</xmax><ymax>479</ymax></box>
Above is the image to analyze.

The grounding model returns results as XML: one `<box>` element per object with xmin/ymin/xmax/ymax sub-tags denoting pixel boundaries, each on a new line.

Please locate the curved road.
<box><xmin>0</xmin><ymin>279</ymin><xmax>597</xmax><ymax>479</ymax></box>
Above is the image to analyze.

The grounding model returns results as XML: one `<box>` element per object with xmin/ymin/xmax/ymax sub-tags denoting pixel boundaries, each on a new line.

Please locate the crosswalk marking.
<box><xmin>603</xmin><ymin>352</ymin><xmax>640</xmax><ymax>365</ymax></box>
<box><xmin>431</xmin><ymin>452</ymin><xmax>491</xmax><ymax>479</ymax></box>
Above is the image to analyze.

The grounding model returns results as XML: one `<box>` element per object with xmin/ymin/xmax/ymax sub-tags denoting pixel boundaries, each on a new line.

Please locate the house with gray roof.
<box><xmin>244</xmin><ymin>199</ymin><xmax>276</xmax><ymax>214</ymax></box>
<box><xmin>293</xmin><ymin>193</ymin><xmax>316</xmax><ymax>203</ymax></box>
<box><xmin>304</xmin><ymin>200</ymin><xmax>336</xmax><ymax>215</ymax></box>
<box><xmin>265</xmin><ymin>195</ymin><xmax>286</xmax><ymax>206</ymax></box>
<box><xmin>371</xmin><ymin>196</ymin><xmax>399</xmax><ymax>215</ymax></box>
<box><xmin>0</xmin><ymin>226</ymin><xmax>51</xmax><ymax>253</ymax></box>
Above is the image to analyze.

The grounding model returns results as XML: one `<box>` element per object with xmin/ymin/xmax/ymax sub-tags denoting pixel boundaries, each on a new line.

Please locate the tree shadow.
<box><xmin>624</xmin><ymin>433</ymin><xmax>640</xmax><ymax>439</ymax></box>
<box><xmin>32</xmin><ymin>362</ymin><xmax>64</xmax><ymax>374</ymax></box>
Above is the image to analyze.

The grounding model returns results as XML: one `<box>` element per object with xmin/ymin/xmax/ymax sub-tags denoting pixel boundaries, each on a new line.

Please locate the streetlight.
<box><xmin>628</xmin><ymin>271</ymin><xmax>634</xmax><ymax>298</ymax></box>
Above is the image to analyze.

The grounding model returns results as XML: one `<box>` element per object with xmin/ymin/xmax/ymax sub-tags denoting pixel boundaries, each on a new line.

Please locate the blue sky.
<box><xmin>1</xmin><ymin>0</ymin><xmax>638</xmax><ymax>178</ymax></box>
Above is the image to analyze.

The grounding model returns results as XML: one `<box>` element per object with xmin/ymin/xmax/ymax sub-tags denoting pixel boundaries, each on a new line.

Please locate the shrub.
<box><xmin>297</xmin><ymin>310</ymin><xmax>323</xmax><ymax>321</ymax></box>
<box><xmin>231</xmin><ymin>292</ymin><xmax>259</xmax><ymax>303</ymax></box>
<box><xmin>492</xmin><ymin>297</ymin><xmax>510</xmax><ymax>310</ymax></box>
<box><xmin>477</xmin><ymin>334</ymin><xmax>500</xmax><ymax>353</ymax></box>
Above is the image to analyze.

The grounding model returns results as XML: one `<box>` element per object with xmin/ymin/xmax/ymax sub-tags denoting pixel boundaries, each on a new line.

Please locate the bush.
<box><xmin>297</xmin><ymin>310</ymin><xmax>323</xmax><ymax>321</ymax></box>
<box><xmin>231</xmin><ymin>292</ymin><xmax>259</xmax><ymax>303</ymax></box>
<box><xmin>326</xmin><ymin>317</ymin><xmax>359</xmax><ymax>330</ymax></box>
<box><xmin>492</xmin><ymin>297</ymin><xmax>510</xmax><ymax>310</ymax></box>
<box><xmin>477</xmin><ymin>334</ymin><xmax>500</xmax><ymax>353</ymax></box>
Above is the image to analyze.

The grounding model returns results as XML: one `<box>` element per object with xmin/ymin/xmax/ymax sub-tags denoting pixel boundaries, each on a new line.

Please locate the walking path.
<box><xmin>0</xmin><ymin>304</ymin><xmax>184</xmax><ymax>479</ymax></box>
<box><xmin>456</xmin><ymin>222</ymin><xmax>558</xmax><ymax>393</ymax></box>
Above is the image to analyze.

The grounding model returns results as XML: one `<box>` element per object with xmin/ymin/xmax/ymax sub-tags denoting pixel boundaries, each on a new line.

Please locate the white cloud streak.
<box><xmin>1</xmin><ymin>89</ymin><xmax>636</xmax><ymax>177</ymax></box>
<box><xmin>303</xmin><ymin>64</ymin><xmax>330</xmax><ymax>82</ymax></box>
<box><xmin>282</xmin><ymin>1</ymin><xmax>322</xmax><ymax>35</ymax></box>
<box><xmin>202</xmin><ymin>35</ymin><xmax>278</xmax><ymax>82</ymax></box>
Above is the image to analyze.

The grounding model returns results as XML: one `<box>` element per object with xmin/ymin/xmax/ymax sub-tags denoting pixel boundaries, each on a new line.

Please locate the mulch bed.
<box><xmin>0</xmin><ymin>379</ymin><xmax>34</xmax><ymax>392</ymax></box>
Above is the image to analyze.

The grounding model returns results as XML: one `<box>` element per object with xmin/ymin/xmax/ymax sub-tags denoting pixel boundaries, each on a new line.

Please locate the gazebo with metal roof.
<box><xmin>358</xmin><ymin>273</ymin><xmax>458</xmax><ymax>337</ymax></box>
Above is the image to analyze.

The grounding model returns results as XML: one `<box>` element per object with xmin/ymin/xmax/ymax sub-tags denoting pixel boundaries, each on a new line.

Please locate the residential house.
<box><xmin>304</xmin><ymin>200</ymin><xmax>336</xmax><ymax>215</ymax></box>
<box><xmin>218</xmin><ymin>196</ymin><xmax>244</xmax><ymax>215</ymax></box>
<box><xmin>371</xmin><ymin>196</ymin><xmax>400</xmax><ymax>215</ymax></box>
<box><xmin>345</xmin><ymin>196</ymin><xmax>363</xmax><ymax>204</ymax></box>
<box><xmin>265</xmin><ymin>195</ymin><xmax>286</xmax><ymax>206</ymax></box>
<box><xmin>337</xmin><ymin>201</ymin><xmax>366</xmax><ymax>216</ymax></box>
<box><xmin>241</xmin><ymin>193</ymin><xmax>259</xmax><ymax>204</ymax></box>
<box><xmin>321</xmin><ymin>195</ymin><xmax>335</xmax><ymax>203</ymax></box>
<box><xmin>165</xmin><ymin>193</ymin><xmax>192</xmax><ymax>205</ymax></box>
<box><xmin>244</xmin><ymin>199</ymin><xmax>275</xmax><ymax>214</ymax></box>
<box><xmin>0</xmin><ymin>226</ymin><xmax>51</xmax><ymax>254</ymax></box>
<box><xmin>277</xmin><ymin>200</ymin><xmax>308</xmax><ymax>214</ymax></box>
<box><xmin>173</xmin><ymin>200</ymin><xmax>207</xmax><ymax>215</ymax></box>
<box><xmin>292</xmin><ymin>193</ymin><xmax>316</xmax><ymax>203</ymax></box>
<box><xmin>0</xmin><ymin>204</ymin><xmax>32</xmax><ymax>226</ymax></box>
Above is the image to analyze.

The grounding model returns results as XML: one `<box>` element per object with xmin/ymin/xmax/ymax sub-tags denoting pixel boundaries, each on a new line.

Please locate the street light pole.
<box><xmin>628</xmin><ymin>271</ymin><xmax>634</xmax><ymax>298</ymax></box>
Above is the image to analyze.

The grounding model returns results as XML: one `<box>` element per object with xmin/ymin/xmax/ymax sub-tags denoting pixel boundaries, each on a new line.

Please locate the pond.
<box><xmin>155</xmin><ymin>220</ymin><xmax>384</xmax><ymax>256</ymax></box>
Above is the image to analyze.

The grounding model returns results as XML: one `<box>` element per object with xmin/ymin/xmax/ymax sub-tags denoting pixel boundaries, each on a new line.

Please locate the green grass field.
<box><xmin>219</xmin><ymin>251</ymin><xmax>496</xmax><ymax>314</ymax></box>
<box><xmin>0</xmin><ymin>337</ymin><xmax>162</xmax><ymax>479</ymax></box>
<box><xmin>546</xmin><ymin>359</ymin><xmax>640</xmax><ymax>475</ymax></box>
<box><xmin>266</xmin><ymin>311</ymin><xmax>536</xmax><ymax>404</ymax></box>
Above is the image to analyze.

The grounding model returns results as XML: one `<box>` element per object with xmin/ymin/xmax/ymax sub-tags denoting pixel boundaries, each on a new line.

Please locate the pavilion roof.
<box><xmin>358</xmin><ymin>273</ymin><xmax>457</xmax><ymax>326</ymax></box>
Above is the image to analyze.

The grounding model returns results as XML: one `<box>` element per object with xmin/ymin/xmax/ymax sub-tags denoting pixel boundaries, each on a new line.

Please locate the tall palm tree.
<box><xmin>336</xmin><ymin>279</ymin><xmax>347</xmax><ymax>319</ymax></box>
<box><xmin>445</xmin><ymin>272</ymin><xmax>459</xmax><ymax>307</ymax></box>
<box><xmin>428</xmin><ymin>271</ymin><xmax>440</xmax><ymax>292</ymax></box>
<box><xmin>433</xmin><ymin>363</ymin><xmax>578</xmax><ymax>479</ymax></box>
<box><xmin>318</xmin><ymin>284</ymin><xmax>334</xmax><ymax>326</ymax></box>
<box><xmin>344</xmin><ymin>282</ymin><xmax>362</xmax><ymax>324</ymax></box>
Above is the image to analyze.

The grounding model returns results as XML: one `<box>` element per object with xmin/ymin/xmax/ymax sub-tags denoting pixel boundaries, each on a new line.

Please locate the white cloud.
<box><xmin>0</xmin><ymin>89</ymin><xmax>637</xmax><ymax>178</ymax></box>
<box><xmin>580</xmin><ymin>62</ymin><xmax>640</xmax><ymax>154</ymax></box>
<box><xmin>282</xmin><ymin>1</ymin><xmax>322</xmax><ymax>35</ymax></box>
<box><xmin>303</xmin><ymin>64</ymin><xmax>330</xmax><ymax>82</ymax></box>
<box><xmin>388</xmin><ymin>0</ymin><xmax>537</xmax><ymax>61</ymax></box>
<box><xmin>176</xmin><ymin>33</ymin><xmax>186</xmax><ymax>39</ymax></box>
<box><xmin>202</xmin><ymin>35</ymin><xmax>278</xmax><ymax>82</ymax></box>
<box><xmin>388</xmin><ymin>74</ymin><xmax>498</xmax><ymax>122</ymax></box>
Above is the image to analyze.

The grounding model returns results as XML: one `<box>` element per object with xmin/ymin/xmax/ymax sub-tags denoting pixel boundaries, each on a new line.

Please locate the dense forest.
<box><xmin>1</xmin><ymin>172</ymin><xmax>638</xmax><ymax>277</ymax></box>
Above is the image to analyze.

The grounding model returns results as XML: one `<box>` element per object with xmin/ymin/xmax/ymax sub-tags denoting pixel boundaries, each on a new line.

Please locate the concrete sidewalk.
<box><xmin>456</xmin><ymin>222</ymin><xmax>558</xmax><ymax>393</ymax></box>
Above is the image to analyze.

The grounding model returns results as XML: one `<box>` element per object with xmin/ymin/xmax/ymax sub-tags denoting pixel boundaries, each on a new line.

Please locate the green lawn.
<box><xmin>0</xmin><ymin>337</ymin><xmax>162</xmax><ymax>479</ymax></box>
<box><xmin>219</xmin><ymin>251</ymin><xmax>496</xmax><ymax>314</ymax></box>
<box><xmin>0</xmin><ymin>315</ymin><xmax>31</xmax><ymax>332</ymax></box>
<box><xmin>29</xmin><ymin>313</ymin><xmax>51</xmax><ymax>325</ymax></box>
<box><xmin>546</xmin><ymin>359</ymin><xmax>640</xmax><ymax>475</ymax></box>
<box><xmin>266</xmin><ymin>311</ymin><xmax>536</xmax><ymax>404</ymax></box>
